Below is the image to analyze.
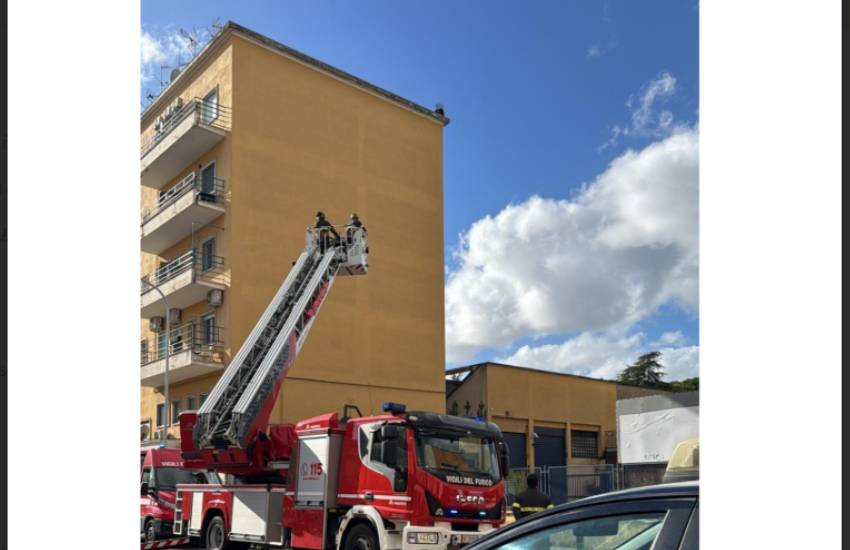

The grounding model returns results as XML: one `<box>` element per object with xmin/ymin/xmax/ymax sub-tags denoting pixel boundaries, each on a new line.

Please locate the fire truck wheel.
<box><xmin>344</xmin><ymin>523</ymin><xmax>379</xmax><ymax>550</ymax></box>
<box><xmin>143</xmin><ymin>518</ymin><xmax>156</xmax><ymax>542</ymax></box>
<box><xmin>204</xmin><ymin>516</ymin><xmax>242</xmax><ymax>550</ymax></box>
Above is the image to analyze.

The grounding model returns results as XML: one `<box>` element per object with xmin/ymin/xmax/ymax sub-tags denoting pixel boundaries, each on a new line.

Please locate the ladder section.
<box><xmin>194</xmin><ymin>249</ymin><xmax>328</xmax><ymax>449</ymax></box>
<box><xmin>228</xmin><ymin>248</ymin><xmax>340</xmax><ymax>447</ymax></box>
<box><xmin>192</xmin><ymin>225</ymin><xmax>368</xmax><ymax>452</ymax></box>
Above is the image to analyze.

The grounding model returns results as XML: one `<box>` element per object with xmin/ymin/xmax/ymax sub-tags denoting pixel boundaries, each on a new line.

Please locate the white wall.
<box><xmin>617</xmin><ymin>405</ymin><xmax>699</xmax><ymax>464</ymax></box>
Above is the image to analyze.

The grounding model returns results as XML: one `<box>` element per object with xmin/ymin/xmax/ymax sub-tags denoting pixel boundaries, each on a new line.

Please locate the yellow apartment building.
<box><xmin>445</xmin><ymin>363</ymin><xmax>668</xmax><ymax>469</ymax></box>
<box><xmin>139</xmin><ymin>22</ymin><xmax>448</xmax><ymax>443</ymax></box>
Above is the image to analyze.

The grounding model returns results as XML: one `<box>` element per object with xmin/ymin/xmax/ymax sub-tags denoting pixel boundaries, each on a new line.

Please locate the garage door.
<box><xmin>534</xmin><ymin>427</ymin><xmax>566</xmax><ymax>468</ymax></box>
<box><xmin>502</xmin><ymin>432</ymin><xmax>527</xmax><ymax>468</ymax></box>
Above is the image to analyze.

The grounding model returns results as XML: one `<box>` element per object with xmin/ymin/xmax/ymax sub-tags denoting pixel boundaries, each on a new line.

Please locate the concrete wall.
<box><xmin>227</xmin><ymin>35</ymin><xmax>446</xmax><ymax>422</ymax></box>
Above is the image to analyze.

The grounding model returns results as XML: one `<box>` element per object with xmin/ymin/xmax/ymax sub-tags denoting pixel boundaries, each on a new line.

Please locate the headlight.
<box><xmin>407</xmin><ymin>532</ymin><xmax>441</xmax><ymax>545</ymax></box>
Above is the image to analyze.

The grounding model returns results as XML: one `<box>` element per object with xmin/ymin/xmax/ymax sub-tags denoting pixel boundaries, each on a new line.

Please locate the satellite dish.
<box><xmin>170</xmin><ymin>68</ymin><xmax>181</xmax><ymax>82</ymax></box>
<box><xmin>140</xmin><ymin>424</ymin><xmax>150</xmax><ymax>440</ymax></box>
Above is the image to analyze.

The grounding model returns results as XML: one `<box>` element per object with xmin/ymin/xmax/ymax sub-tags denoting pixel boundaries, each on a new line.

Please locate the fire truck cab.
<box><xmin>140</xmin><ymin>446</ymin><xmax>220</xmax><ymax>542</ymax></box>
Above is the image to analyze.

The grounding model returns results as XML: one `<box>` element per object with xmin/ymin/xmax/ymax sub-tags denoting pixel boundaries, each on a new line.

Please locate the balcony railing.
<box><xmin>140</xmin><ymin>249</ymin><xmax>225</xmax><ymax>293</ymax></box>
<box><xmin>141</xmin><ymin>98</ymin><xmax>232</xmax><ymax>159</ymax></box>
<box><xmin>141</xmin><ymin>321</ymin><xmax>224</xmax><ymax>366</ymax></box>
<box><xmin>141</xmin><ymin>171</ymin><xmax>226</xmax><ymax>223</ymax></box>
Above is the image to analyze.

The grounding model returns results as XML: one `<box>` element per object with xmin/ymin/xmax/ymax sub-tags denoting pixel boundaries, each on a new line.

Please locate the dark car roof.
<box><xmin>468</xmin><ymin>481</ymin><xmax>699</xmax><ymax>549</ymax></box>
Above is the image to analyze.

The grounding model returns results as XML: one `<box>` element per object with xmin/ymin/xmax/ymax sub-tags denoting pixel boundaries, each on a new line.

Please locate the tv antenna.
<box><xmin>179</xmin><ymin>27</ymin><xmax>202</xmax><ymax>57</ymax></box>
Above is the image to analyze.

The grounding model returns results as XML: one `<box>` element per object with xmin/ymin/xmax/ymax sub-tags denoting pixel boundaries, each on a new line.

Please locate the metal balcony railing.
<box><xmin>140</xmin><ymin>249</ymin><xmax>225</xmax><ymax>293</ymax></box>
<box><xmin>141</xmin><ymin>98</ymin><xmax>232</xmax><ymax>158</ymax></box>
<box><xmin>141</xmin><ymin>171</ymin><xmax>226</xmax><ymax>223</ymax></box>
<box><xmin>141</xmin><ymin>321</ymin><xmax>225</xmax><ymax>366</ymax></box>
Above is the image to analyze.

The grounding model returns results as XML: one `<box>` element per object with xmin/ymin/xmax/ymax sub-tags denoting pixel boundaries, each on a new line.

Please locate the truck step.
<box><xmin>140</xmin><ymin>537</ymin><xmax>191</xmax><ymax>549</ymax></box>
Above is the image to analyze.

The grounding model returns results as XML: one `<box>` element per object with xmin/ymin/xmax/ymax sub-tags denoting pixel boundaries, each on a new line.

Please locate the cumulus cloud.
<box><xmin>498</xmin><ymin>331</ymin><xmax>699</xmax><ymax>381</ymax></box>
<box><xmin>445</xmin><ymin>126</ymin><xmax>699</xmax><ymax>363</ymax></box>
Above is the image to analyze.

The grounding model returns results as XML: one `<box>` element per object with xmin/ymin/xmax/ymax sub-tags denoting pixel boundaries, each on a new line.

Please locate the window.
<box><xmin>202</xmin><ymin>313</ymin><xmax>217</xmax><ymax>344</ymax></box>
<box><xmin>200</xmin><ymin>162</ymin><xmax>216</xmax><ymax>197</ymax></box>
<box><xmin>186</xmin><ymin>395</ymin><xmax>196</xmax><ymax>411</ymax></box>
<box><xmin>369</xmin><ymin>423</ymin><xmax>408</xmax><ymax>491</ymax></box>
<box><xmin>200</xmin><ymin>393</ymin><xmax>209</xmax><ymax>406</ymax></box>
<box><xmin>156</xmin><ymin>403</ymin><xmax>165</xmax><ymax>427</ymax></box>
<box><xmin>172</xmin><ymin>400</ymin><xmax>181</xmax><ymax>425</ymax></box>
<box><xmin>201</xmin><ymin>238</ymin><xmax>216</xmax><ymax>271</ymax></box>
<box><xmin>141</xmin><ymin>420</ymin><xmax>152</xmax><ymax>442</ymax></box>
<box><xmin>201</xmin><ymin>88</ymin><xmax>219</xmax><ymax>124</ymax></box>
<box><xmin>496</xmin><ymin>513</ymin><xmax>666</xmax><ymax>550</ymax></box>
<box><xmin>571</xmin><ymin>430</ymin><xmax>599</xmax><ymax>459</ymax></box>
<box><xmin>157</xmin><ymin>332</ymin><xmax>167</xmax><ymax>360</ymax></box>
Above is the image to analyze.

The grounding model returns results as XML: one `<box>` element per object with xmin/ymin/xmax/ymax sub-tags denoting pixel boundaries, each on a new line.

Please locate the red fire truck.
<box><xmin>172</xmin><ymin>224</ymin><xmax>509</xmax><ymax>550</ymax></box>
<box><xmin>140</xmin><ymin>446</ymin><xmax>221</xmax><ymax>542</ymax></box>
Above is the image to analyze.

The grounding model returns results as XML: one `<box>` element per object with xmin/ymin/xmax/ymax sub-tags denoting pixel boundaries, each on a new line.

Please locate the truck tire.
<box><xmin>204</xmin><ymin>516</ymin><xmax>244</xmax><ymax>550</ymax></box>
<box><xmin>344</xmin><ymin>523</ymin><xmax>379</xmax><ymax>550</ymax></box>
<box><xmin>143</xmin><ymin>518</ymin><xmax>156</xmax><ymax>542</ymax></box>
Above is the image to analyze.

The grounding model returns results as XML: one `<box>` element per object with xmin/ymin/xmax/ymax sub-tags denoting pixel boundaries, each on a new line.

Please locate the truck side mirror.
<box><xmin>141</xmin><ymin>482</ymin><xmax>149</xmax><ymax>496</ymax></box>
<box><xmin>497</xmin><ymin>440</ymin><xmax>510</xmax><ymax>476</ymax></box>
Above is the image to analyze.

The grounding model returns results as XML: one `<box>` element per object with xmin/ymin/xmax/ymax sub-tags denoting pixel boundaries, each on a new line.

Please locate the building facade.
<box><xmin>140</xmin><ymin>22</ymin><xmax>448</xmax><ymax>443</ymax></box>
<box><xmin>446</xmin><ymin>363</ymin><xmax>671</xmax><ymax>469</ymax></box>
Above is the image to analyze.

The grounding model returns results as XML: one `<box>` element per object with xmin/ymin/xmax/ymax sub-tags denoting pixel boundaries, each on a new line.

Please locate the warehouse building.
<box><xmin>446</xmin><ymin>362</ymin><xmax>669</xmax><ymax>469</ymax></box>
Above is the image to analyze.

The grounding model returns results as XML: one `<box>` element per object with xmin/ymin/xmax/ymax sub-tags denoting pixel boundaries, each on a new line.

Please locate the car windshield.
<box><xmin>415</xmin><ymin>430</ymin><xmax>501</xmax><ymax>479</ymax></box>
<box><xmin>154</xmin><ymin>467</ymin><xmax>220</xmax><ymax>489</ymax></box>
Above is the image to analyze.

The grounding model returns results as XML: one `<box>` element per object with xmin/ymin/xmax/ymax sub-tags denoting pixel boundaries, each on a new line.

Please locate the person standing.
<box><xmin>314</xmin><ymin>211</ymin><xmax>340</xmax><ymax>253</ymax></box>
<box><xmin>511</xmin><ymin>474</ymin><xmax>553</xmax><ymax>520</ymax></box>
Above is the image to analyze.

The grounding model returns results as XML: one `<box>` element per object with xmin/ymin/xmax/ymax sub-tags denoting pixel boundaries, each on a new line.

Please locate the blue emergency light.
<box><xmin>382</xmin><ymin>402</ymin><xmax>407</xmax><ymax>414</ymax></box>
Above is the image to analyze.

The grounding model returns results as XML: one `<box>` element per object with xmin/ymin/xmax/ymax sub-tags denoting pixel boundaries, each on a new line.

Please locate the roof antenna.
<box><xmin>179</xmin><ymin>27</ymin><xmax>201</xmax><ymax>57</ymax></box>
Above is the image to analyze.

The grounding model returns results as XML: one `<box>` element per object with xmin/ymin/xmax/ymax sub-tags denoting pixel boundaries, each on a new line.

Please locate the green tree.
<box><xmin>618</xmin><ymin>351</ymin><xmax>667</xmax><ymax>387</ymax></box>
<box><xmin>670</xmin><ymin>377</ymin><xmax>699</xmax><ymax>392</ymax></box>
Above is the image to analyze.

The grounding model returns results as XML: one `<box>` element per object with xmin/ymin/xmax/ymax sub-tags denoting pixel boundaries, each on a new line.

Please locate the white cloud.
<box><xmin>140</xmin><ymin>28</ymin><xmax>205</xmax><ymax>87</ymax></box>
<box><xmin>586</xmin><ymin>36</ymin><xmax>618</xmax><ymax>59</ymax></box>
<box><xmin>445</xmin><ymin>126</ymin><xmax>699</xmax><ymax>363</ymax></box>
<box><xmin>631</xmin><ymin>72</ymin><xmax>677</xmax><ymax>133</ymax></box>
<box><xmin>498</xmin><ymin>332</ymin><xmax>699</xmax><ymax>381</ymax></box>
<box><xmin>601</xmin><ymin>72</ymin><xmax>684</xmax><ymax>150</ymax></box>
<box><xmin>651</xmin><ymin>331</ymin><xmax>688</xmax><ymax>347</ymax></box>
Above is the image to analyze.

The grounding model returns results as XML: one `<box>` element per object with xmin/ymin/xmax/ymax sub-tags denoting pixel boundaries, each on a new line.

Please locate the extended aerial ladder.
<box><xmin>179</xmin><ymin>224</ymin><xmax>368</xmax><ymax>474</ymax></box>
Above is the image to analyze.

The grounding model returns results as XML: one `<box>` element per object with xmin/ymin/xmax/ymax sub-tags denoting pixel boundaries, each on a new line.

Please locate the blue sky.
<box><xmin>142</xmin><ymin>1</ymin><xmax>699</xmax><ymax>380</ymax></box>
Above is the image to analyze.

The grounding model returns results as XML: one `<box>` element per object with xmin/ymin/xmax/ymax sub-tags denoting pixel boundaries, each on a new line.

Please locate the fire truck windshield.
<box><xmin>154</xmin><ymin>467</ymin><xmax>221</xmax><ymax>490</ymax></box>
<box><xmin>415</xmin><ymin>431</ymin><xmax>501</xmax><ymax>482</ymax></box>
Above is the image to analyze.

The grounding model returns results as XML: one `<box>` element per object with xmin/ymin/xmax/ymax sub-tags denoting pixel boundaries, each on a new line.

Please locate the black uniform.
<box><xmin>511</xmin><ymin>488</ymin><xmax>553</xmax><ymax>519</ymax></box>
<box><xmin>314</xmin><ymin>217</ymin><xmax>339</xmax><ymax>252</ymax></box>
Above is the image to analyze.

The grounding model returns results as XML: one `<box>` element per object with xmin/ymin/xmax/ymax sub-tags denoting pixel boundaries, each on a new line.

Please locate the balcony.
<box><xmin>141</xmin><ymin>172</ymin><xmax>227</xmax><ymax>254</ymax></box>
<box><xmin>140</xmin><ymin>322</ymin><xmax>225</xmax><ymax>387</ymax></box>
<box><xmin>140</xmin><ymin>249</ymin><xmax>227</xmax><ymax>318</ymax></box>
<box><xmin>140</xmin><ymin>98</ymin><xmax>232</xmax><ymax>189</ymax></box>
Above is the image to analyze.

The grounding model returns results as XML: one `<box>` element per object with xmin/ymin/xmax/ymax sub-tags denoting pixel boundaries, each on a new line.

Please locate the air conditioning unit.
<box><xmin>153</xmin><ymin>429</ymin><xmax>164</xmax><ymax>441</ymax></box>
<box><xmin>168</xmin><ymin>308</ymin><xmax>182</xmax><ymax>325</ymax></box>
<box><xmin>149</xmin><ymin>317</ymin><xmax>165</xmax><ymax>332</ymax></box>
<box><xmin>208</xmin><ymin>289</ymin><xmax>223</xmax><ymax>307</ymax></box>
